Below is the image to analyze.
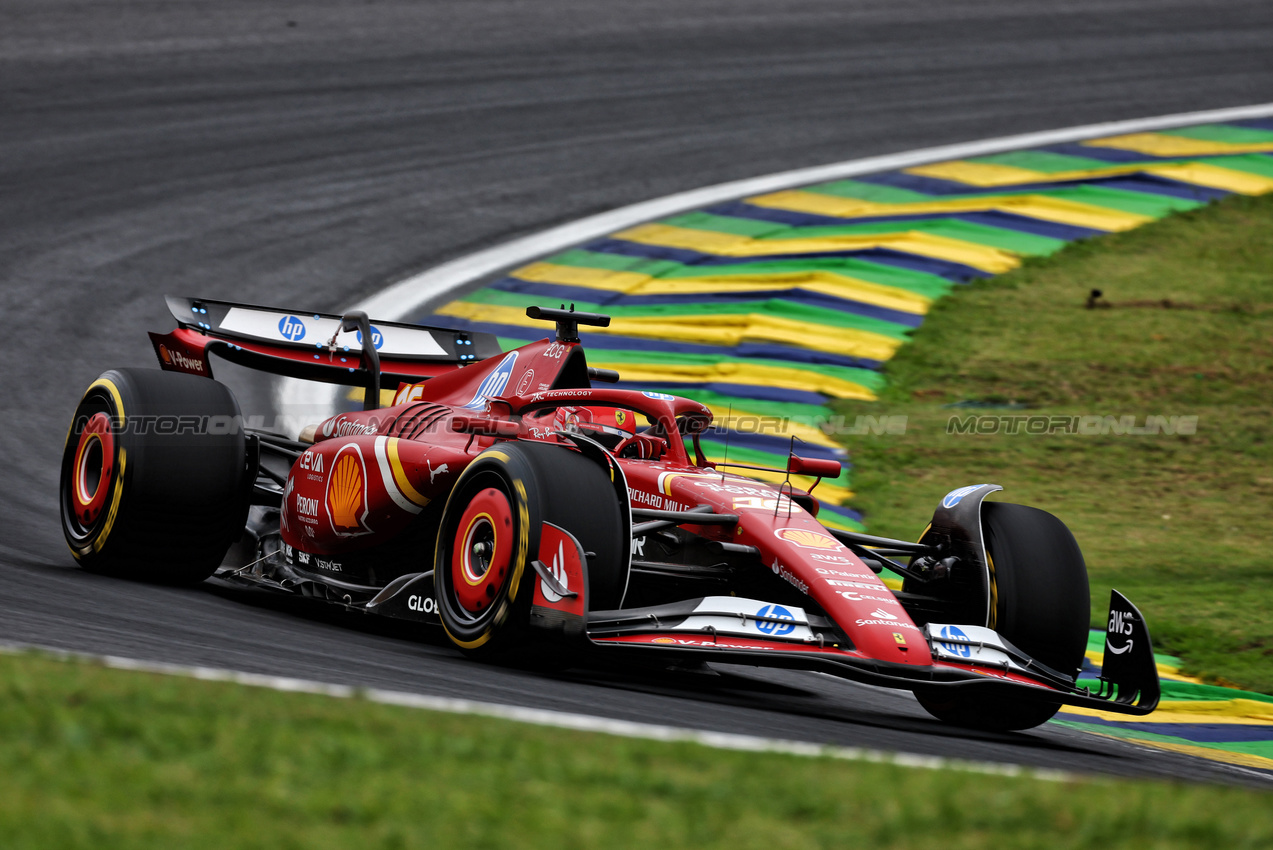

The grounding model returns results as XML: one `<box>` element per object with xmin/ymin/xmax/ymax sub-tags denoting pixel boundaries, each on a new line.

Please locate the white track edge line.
<box><xmin>356</xmin><ymin>101</ymin><xmax>1273</xmax><ymax>321</ymax></box>
<box><xmin>1</xmin><ymin>640</ymin><xmax>1072</xmax><ymax>782</ymax></box>
<box><xmin>278</xmin><ymin>100</ymin><xmax>1273</xmax><ymax>419</ymax></box>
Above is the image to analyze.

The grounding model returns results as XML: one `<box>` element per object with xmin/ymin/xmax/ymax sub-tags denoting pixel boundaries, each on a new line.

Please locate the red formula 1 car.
<box><xmin>60</xmin><ymin>297</ymin><xmax>1160</xmax><ymax>731</ymax></box>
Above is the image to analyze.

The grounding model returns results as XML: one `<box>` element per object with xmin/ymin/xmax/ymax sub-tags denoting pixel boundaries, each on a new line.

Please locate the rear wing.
<box><xmin>148</xmin><ymin>296</ymin><xmax>503</xmax><ymax>392</ymax></box>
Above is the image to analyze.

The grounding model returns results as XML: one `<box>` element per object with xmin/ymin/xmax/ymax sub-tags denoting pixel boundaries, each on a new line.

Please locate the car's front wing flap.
<box><xmin>587</xmin><ymin>589</ymin><xmax>1160</xmax><ymax>717</ymax></box>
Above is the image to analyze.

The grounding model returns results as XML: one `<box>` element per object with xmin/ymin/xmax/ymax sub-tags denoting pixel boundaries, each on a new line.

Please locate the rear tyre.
<box><xmin>915</xmin><ymin>502</ymin><xmax>1089</xmax><ymax>731</ymax></box>
<box><xmin>434</xmin><ymin>441</ymin><xmax>626</xmax><ymax>659</ymax></box>
<box><xmin>59</xmin><ymin>369</ymin><xmax>251</xmax><ymax>584</ymax></box>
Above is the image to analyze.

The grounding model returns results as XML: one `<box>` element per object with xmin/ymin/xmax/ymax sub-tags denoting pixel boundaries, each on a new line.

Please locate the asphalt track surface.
<box><xmin>3</xmin><ymin>0</ymin><xmax>1272</xmax><ymax>788</ymax></box>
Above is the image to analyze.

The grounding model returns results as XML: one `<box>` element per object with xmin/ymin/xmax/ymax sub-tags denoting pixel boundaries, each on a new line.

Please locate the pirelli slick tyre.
<box><xmin>60</xmin><ymin>368</ymin><xmax>251</xmax><ymax>584</ymax></box>
<box><xmin>434</xmin><ymin>440</ymin><xmax>627</xmax><ymax>659</ymax></box>
<box><xmin>915</xmin><ymin>502</ymin><xmax>1090</xmax><ymax>731</ymax></box>
<box><xmin>519</xmin><ymin>440</ymin><xmax>628</xmax><ymax>611</ymax></box>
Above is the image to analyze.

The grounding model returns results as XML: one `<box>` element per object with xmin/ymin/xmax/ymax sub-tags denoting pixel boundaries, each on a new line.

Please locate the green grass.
<box><xmin>833</xmin><ymin>191</ymin><xmax>1273</xmax><ymax>692</ymax></box>
<box><xmin>2</xmin><ymin>650</ymin><xmax>1271</xmax><ymax>849</ymax></box>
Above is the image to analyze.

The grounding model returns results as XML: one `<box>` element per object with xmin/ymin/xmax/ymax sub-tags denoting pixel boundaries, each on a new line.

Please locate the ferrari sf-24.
<box><xmin>60</xmin><ymin>297</ymin><xmax>1160</xmax><ymax>730</ymax></box>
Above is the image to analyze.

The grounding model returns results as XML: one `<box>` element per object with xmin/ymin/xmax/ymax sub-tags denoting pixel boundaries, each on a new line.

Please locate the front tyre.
<box><xmin>60</xmin><ymin>369</ymin><xmax>250</xmax><ymax>584</ymax></box>
<box><xmin>433</xmin><ymin>441</ymin><xmax>628</xmax><ymax>659</ymax></box>
<box><xmin>915</xmin><ymin>501</ymin><xmax>1090</xmax><ymax>731</ymax></box>
<box><xmin>434</xmin><ymin>445</ymin><xmax>541</xmax><ymax>657</ymax></box>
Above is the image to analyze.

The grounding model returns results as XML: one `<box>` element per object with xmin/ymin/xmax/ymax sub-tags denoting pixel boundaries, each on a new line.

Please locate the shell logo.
<box><xmin>776</xmin><ymin>528</ymin><xmax>838</xmax><ymax>549</ymax></box>
<box><xmin>652</xmin><ymin>637</ymin><xmax>676</xmax><ymax>645</ymax></box>
<box><xmin>159</xmin><ymin>345</ymin><xmax>171</xmax><ymax>364</ymax></box>
<box><xmin>325</xmin><ymin>446</ymin><xmax>372</xmax><ymax>536</ymax></box>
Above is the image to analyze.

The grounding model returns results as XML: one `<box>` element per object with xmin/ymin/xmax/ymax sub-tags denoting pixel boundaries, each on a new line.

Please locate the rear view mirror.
<box><xmin>787</xmin><ymin>454</ymin><xmax>841</xmax><ymax>480</ymax></box>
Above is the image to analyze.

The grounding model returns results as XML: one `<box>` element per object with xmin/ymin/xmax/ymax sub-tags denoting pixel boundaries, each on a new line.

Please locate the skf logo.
<box><xmin>325</xmin><ymin>444</ymin><xmax>372</xmax><ymax>536</ymax></box>
<box><xmin>278</xmin><ymin>315</ymin><xmax>306</xmax><ymax>341</ymax></box>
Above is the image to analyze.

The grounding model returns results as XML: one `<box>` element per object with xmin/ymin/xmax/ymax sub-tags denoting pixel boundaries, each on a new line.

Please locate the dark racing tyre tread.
<box><xmin>60</xmin><ymin>368</ymin><xmax>251</xmax><ymax>584</ymax></box>
<box><xmin>516</xmin><ymin>440</ymin><xmax>628</xmax><ymax>611</ymax></box>
<box><xmin>915</xmin><ymin>501</ymin><xmax>1090</xmax><ymax>732</ymax></box>
<box><xmin>433</xmin><ymin>440</ymin><xmax>627</xmax><ymax>659</ymax></box>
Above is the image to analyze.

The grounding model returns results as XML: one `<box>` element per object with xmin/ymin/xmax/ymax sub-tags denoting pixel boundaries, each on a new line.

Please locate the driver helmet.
<box><xmin>553</xmin><ymin>405</ymin><xmax>636</xmax><ymax>450</ymax></box>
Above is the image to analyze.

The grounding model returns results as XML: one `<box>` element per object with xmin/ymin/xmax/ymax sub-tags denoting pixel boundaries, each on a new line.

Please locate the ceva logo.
<box><xmin>278</xmin><ymin>315</ymin><xmax>306</xmax><ymax>342</ymax></box>
<box><xmin>463</xmin><ymin>352</ymin><xmax>518</xmax><ymax>410</ymax></box>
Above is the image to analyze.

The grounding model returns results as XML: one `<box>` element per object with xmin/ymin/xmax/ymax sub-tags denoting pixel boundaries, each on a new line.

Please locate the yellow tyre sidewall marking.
<box><xmin>68</xmin><ymin>378</ymin><xmax>128</xmax><ymax>560</ymax></box>
<box><xmin>442</xmin><ymin>451</ymin><xmax>531</xmax><ymax>651</ymax></box>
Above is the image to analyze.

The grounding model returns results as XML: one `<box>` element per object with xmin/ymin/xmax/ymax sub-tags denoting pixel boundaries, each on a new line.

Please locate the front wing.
<box><xmin>584</xmin><ymin>590</ymin><xmax>1160</xmax><ymax>717</ymax></box>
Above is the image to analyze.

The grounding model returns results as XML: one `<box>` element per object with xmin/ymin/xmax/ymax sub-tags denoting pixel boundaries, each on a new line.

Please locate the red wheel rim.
<box><xmin>451</xmin><ymin>487</ymin><xmax>513</xmax><ymax>613</ymax></box>
<box><xmin>72</xmin><ymin>412</ymin><xmax>114</xmax><ymax>527</ymax></box>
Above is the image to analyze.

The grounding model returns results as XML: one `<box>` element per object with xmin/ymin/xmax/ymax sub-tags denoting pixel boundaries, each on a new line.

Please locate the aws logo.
<box><xmin>325</xmin><ymin>444</ymin><xmax>373</xmax><ymax>537</ymax></box>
